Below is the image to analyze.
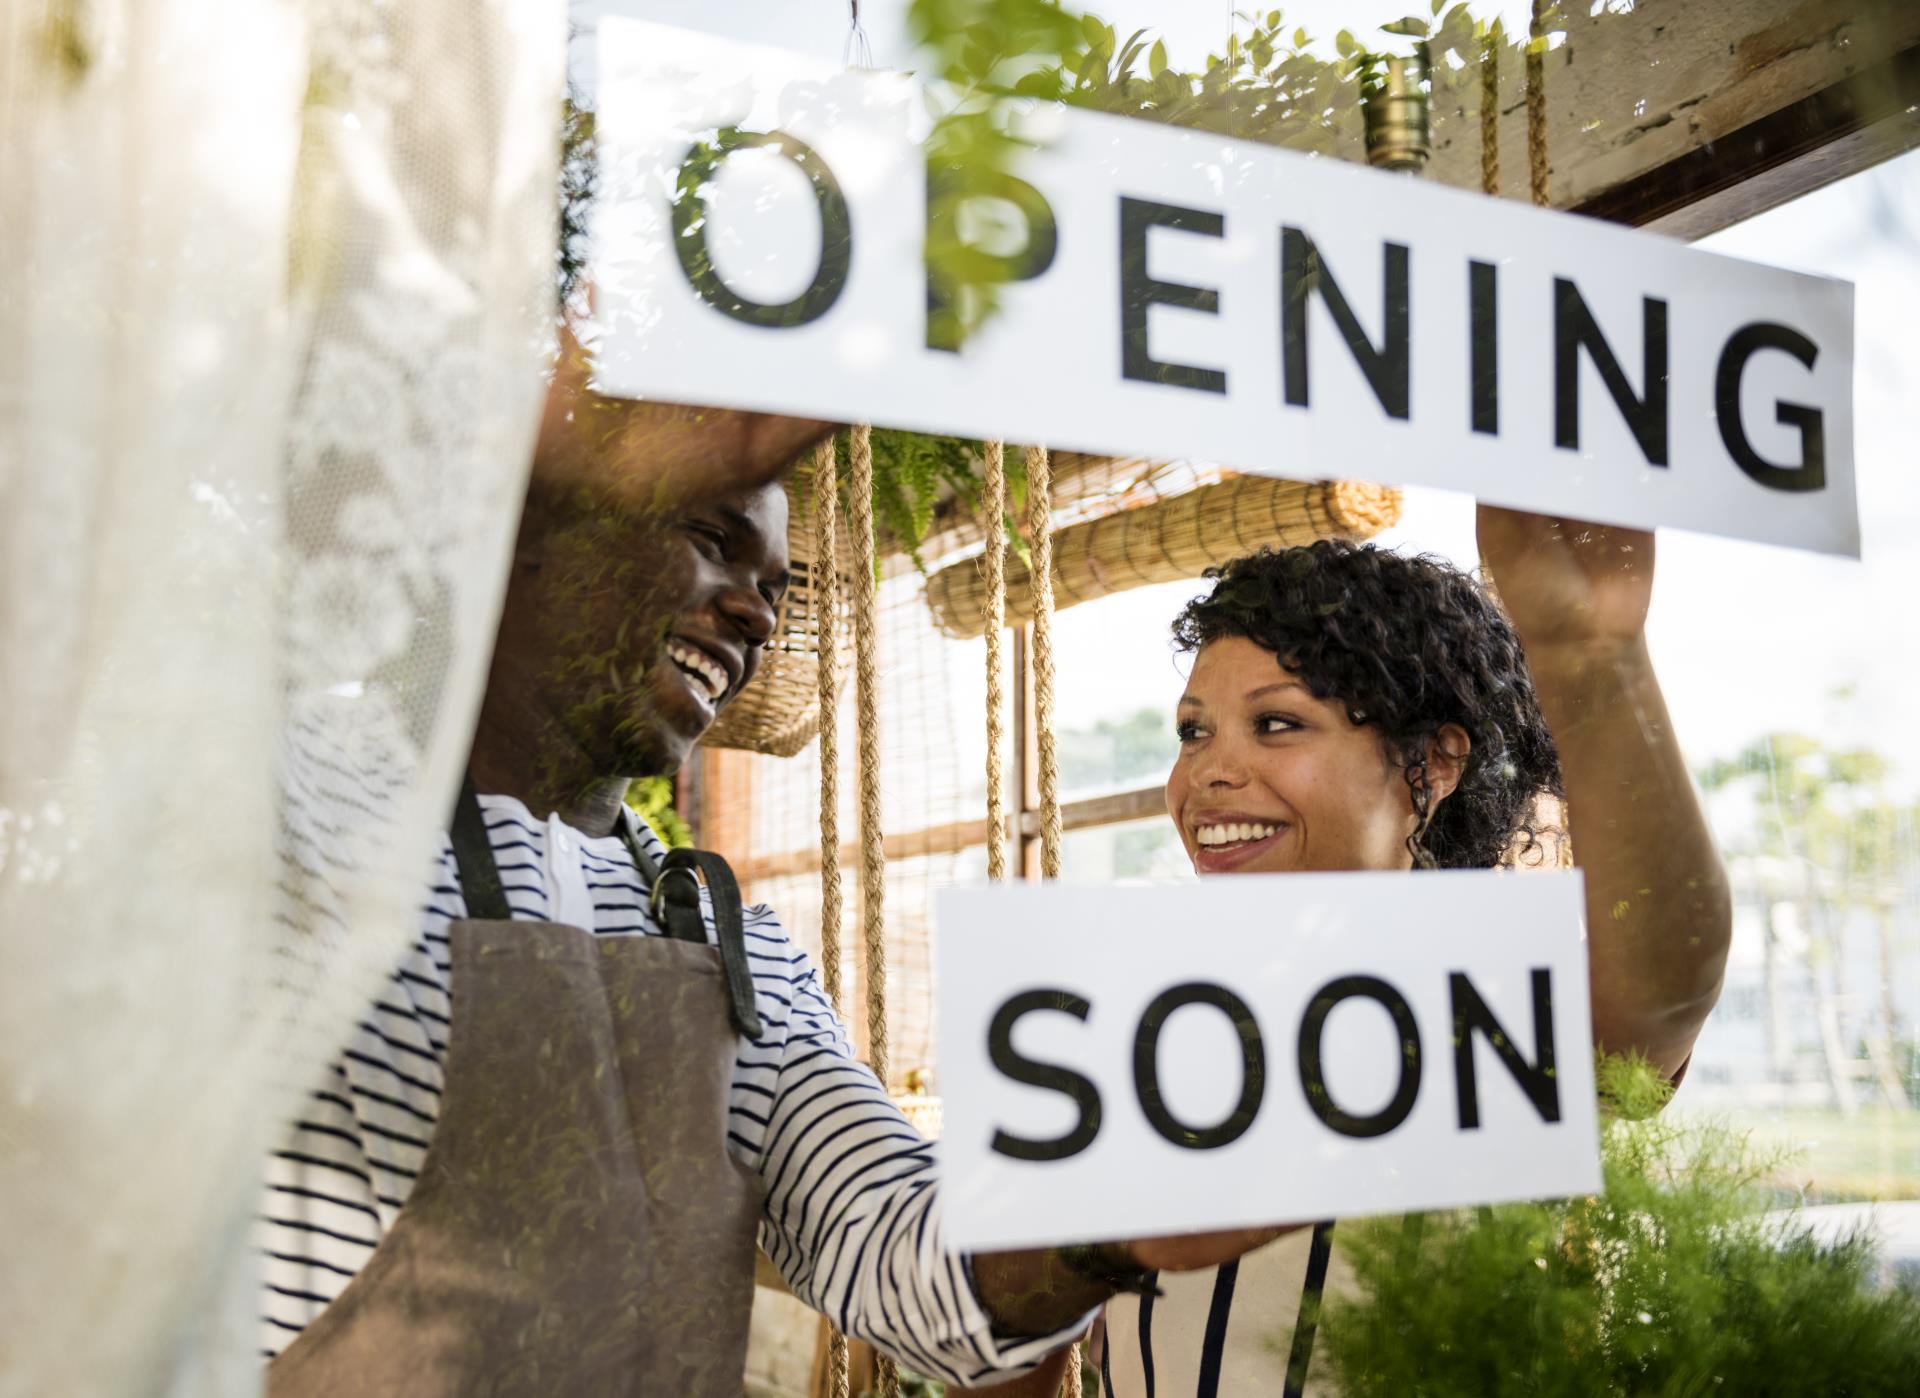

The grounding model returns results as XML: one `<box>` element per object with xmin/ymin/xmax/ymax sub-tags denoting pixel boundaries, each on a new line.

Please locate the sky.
<box><xmin>576</xmin><ymin>2</ymin><xmax>1920</xmax><ymax>792</ymax></box>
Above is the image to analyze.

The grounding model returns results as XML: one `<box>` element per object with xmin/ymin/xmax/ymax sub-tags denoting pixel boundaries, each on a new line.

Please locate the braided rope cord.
<box><xmin>982</xmin><ymin>441</ymin><xmax>1010</xmax><ymax>883</ymax></box>
<box><xmin>1021</xmin><ymin>442</ymin><xmax>1079</xmax><ymax>1397</ymax></box>
<box><xmin>1025</xmin><ymin>445</ymin><xmax>1063</xmax><ymax>880</ymax></box>
<box><xmin>812</xmin><ymin>435</ymin><xmax>853</xmax><ymax>1398</ymax></box>
<box><xmin>1527</xmin><ymin>0</ymin><xmax>1550</xmax><ymax>205</ymax></box>
<box><xmin>815</xmin><ymin>437</ymin><xmax>846</xmax><ymax>1009</ymax></box>
<box><xmin>1481</xmin><ymin>21</ymin><xmax>1501</xmax><ymax>198</ymax></box>
<box><xmin>846</xmin><ymin>423</ymin><xmax>898</xmax><ymax>1398</ymax></box>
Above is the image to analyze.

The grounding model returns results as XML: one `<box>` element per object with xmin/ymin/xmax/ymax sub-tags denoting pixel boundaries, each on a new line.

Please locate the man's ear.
<box><xmin>1424</xmin><ymin>724</ymin><xmax>1472</xmax><ymax>806</ymax></box>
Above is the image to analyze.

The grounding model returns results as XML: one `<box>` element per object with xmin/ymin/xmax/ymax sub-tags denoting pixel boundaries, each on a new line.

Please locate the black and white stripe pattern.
<box><xmin>1100</xmin><ymin>1223</ymin><xmax>1339</xmax><ymax>1397</ymax></box>
<box><xmin>260</xmin><ymin>794</ymin><xmax>1081</xmax><ymax>1384</ymax></box>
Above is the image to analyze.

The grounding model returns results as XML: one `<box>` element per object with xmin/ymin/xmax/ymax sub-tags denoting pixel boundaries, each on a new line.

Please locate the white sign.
<box><xmin>933</xmin><ymin>873</ymin><xmax>1599</xmax><ymax>1252</ymax></box>
<box><xmin>595</xmin><ymin>20</ymin><xmax>1857</xmax><ymax>556</ymax></box>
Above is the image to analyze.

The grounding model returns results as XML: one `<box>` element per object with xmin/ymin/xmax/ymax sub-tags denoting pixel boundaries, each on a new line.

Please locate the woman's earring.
<box><xmin>1406</xmin><ymin>771</ymin><xmax>1438</xmax><ymax>870</ymax></box>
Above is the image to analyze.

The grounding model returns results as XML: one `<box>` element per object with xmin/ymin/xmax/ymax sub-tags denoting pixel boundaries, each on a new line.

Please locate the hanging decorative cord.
<box><xmin>843</xmin><ymin>0</ymin><xmax>874</xmax><ymax>69</ymax></box>
<box><xmin>1025</xmin><ymin>445</ymin><xmax>1063</xmax><ymax>881</ymax></box>
<box><xmin>982</xmin><ymin>442</ymin><xmax>1010</xmax><ymax>882</ymax></box>
<box><xmin>1480</xmin><ymin>19</ymin><xmax>1501</xmax><ymax>198</ymax></box>
<box><xmin>846</xmin><ymin>421</ymin><xmax>898</xmax><ymax>1398</ymax></box>
<box><xmin>812</xmin><ymin>436</ymin><xmax>854</xmax><ymax>1398</ymax></box>
<box><xmin>1526</xmin><ymin>0</ymin><xmax>1550</xmax><ymax>206</ymax></box>
<box><xmin>815</xmin><ymin>438</ymin><xmax>846</xmax><ymax>1011</ymax></box>
<box><xmin>1023</xmin><ymin>442</ymin><xmax>1076</xmax><ymax>1397</ymax></box>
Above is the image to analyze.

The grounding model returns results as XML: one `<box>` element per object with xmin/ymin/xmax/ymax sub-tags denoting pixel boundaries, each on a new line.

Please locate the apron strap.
<box><xmin>450</xmin><ymin>782</ymin><xmax>761</xmax><ymax>1040</ymax></box>
<box><xmin>648</xmin><ymin>846</ymin><xmax>764</xmax><ymax>1041</ymax></box>
<box><xmin>1281</xmin><ymin>1220</ymin><xmax>1336</xmax><ymax>1398</ymax></box>
<box><xmin>451</xmin><ymin>774</ymin><xmax>512</xmax><ymax>921</ymax></box>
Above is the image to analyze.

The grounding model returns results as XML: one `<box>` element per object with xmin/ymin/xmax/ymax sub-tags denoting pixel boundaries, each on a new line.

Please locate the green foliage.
<box><xmin>796</xmin><ymin>428</ymin><xmax>1028</xmax><ymax>574</ymax></box>
<box><xmin>868</xmin><ymin>428</ymin><xmax>986</xmax><ymax>572</ymax></box>
<box><xmin>908</xmin><ymin>2</ymin><xmax>1511</xmax><ymax>345</ymax></box>
<box><xmin>624</xmin><ymin>774</ymin><xmax>692</xmax><ymax>849</ymax></box>
<box><xmin>1319</xmin><ymin>1055</ymin><xmax>1920</xmax><ymax>1397</ymax></box>
<box><xmin>1696</xmin><ymin>730</ymin><xmax>1909</xmax><ymax>890</ymax></box>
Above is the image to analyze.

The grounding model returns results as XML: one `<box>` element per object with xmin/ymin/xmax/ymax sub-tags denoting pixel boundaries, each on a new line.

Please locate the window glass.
<box><xmin>1051</xmin><ymin>579</ymin><xmax>1202</xmax><ymax>803</ymax></box>
<box><xmin>1061</xmin><ymin>816</ymin><xmax>1194</xmax><ymax>883</ymax></box>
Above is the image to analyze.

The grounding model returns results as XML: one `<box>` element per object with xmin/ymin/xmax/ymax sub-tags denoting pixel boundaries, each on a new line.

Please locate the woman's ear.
<box><xmin>1424</xmin><ymin>724</ymin><xmax>1472</xmax><ymax>806</ymax></box>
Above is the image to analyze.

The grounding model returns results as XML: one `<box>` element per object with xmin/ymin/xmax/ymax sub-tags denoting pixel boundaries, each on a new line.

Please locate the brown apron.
<box><xmin>269</xmin><ymin>783</ymin><xmax>766</xmax><ymax>1397</ymax></box>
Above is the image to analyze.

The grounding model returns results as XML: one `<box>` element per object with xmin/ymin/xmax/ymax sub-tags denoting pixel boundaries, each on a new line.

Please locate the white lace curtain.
<box><xmin>0</xmin><ymin>1</ymin><xmax>563</xmax><ymax>1392</ymax></box>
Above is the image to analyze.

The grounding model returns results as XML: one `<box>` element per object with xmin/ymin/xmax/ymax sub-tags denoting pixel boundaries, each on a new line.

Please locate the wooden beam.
<box><xmin>737</xmin><ymin>784</ymin><xmax>1170</xmax><ymax>883</ymax></box>
<box><xmin>1404</xmin><ymin>0</ymin><xmax>1920</xmax><ymax>234</ymax></box>
<box><xmin>1576</xmin><ymin>43</ymin><xmax>1920</xmax><ymax>236</ymax></box>
<box><xmin>739</xmin><ymin>815</ymin><xmax>1001</xmax><ymax>883</ymax></box>
<box><xmin>1019</xmin><ymin>784</ymin><xmax>1167</xmax><ymax>839</ymax></box>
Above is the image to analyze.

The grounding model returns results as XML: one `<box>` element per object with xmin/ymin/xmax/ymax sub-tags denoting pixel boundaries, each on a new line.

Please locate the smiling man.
<box><xmin>255</xmin><ymin>336</ymin><xmax>1280</xmax><ymax>1395</ymax></box>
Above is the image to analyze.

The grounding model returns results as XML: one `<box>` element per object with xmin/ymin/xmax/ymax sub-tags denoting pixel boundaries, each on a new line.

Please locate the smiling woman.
<box><xmin>1097</xmin><ymin>511</ymin><xmax>1733</xmax><ymax>1397</ymax></box>
<box><xmin>1167</xmin><ymin>539</ymin><xmax>1560</xmax><ymax>874</ymax></box>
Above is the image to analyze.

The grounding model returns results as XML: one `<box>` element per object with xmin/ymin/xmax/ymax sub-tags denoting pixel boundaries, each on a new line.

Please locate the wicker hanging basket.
<box><xmin>924</xmin><ymin>474</ymin><xmax>1403</xmax><ymax>639</ymax></box>
<box><xmin>700</xmin><ymin>487</ymin><xmax>852</xmax><ymax>757</ymax></box>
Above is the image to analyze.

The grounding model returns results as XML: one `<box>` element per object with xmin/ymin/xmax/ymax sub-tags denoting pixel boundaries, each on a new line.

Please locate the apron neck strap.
<box><xmin>451</xmin><ymin>779</ymin><xmax>762</xmax><ymax>1041</ymax></box>
<box><xmin>451</xmin><ymin>774</ymin><xmax>512</xmax><ymax>921</ymax></box>
<box><xmin>648</xmin><ymin>843</ymin><xmax>764</xmax><ymax>1041</ymax></box>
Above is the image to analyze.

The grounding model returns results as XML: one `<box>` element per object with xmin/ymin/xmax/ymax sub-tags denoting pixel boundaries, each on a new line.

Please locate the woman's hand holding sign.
<box><xmin>968</xmin><ymin>1224</ymin><xmax>1301</xmax><ymax>1342</ymax></box>
<box><xmin>1476</xmin><ymin>503</ymin><xmax>1730</xmax><ymax>1080</ymax></box>
<box><xmin>1475</xmin><ymin>504</ymin><xmax>1654</xmax><ymax>658</ymax></box>
<box><xmin>1121</xmin><ymin>1222</ymin><xmax>1301</xmax><ymax>1271</ymax></box>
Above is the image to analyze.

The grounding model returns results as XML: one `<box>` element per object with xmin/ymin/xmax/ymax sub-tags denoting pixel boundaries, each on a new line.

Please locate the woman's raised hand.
<box><xmin>1475</xmin><ymin>503</ymin><xmax>1654</xmax><ymax>658</ymax></box>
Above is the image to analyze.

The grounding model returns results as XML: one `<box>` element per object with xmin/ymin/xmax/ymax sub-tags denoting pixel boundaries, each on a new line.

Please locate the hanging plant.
<box><xmin>791</xmin><ymin>428</ymin><xmax>1029</xmax><ymax>575</ymax></box>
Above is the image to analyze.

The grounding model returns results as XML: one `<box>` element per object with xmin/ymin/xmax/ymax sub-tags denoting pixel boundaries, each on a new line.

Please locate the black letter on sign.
<box><xmin>1297</xmin><ymin>976</ymin><xmax>1421</xmax><ymax>1139</ymax></box>
<box><xmin>1553</xmin><ymin>278</ymin><xmax>1669</xmax><ymax>467</ymax></box>
<box><xmin>1470</xmin><ymin>260</ymin><xmax>1499</xmax><ymax>435</ymax></box>
<box><xmin>672</xmin><ymin>127</ymin><xmax>851</xmax><ymax>329</ymax></box>
<box><xmin>926</xmin><ymin>165</ymin><xmax>1059</xmax><ymax>352</ymax></box>
<box><xmin>1119</xmin><ymin>197</ymin><xmax>1228</xmax><ymax>394</ymax></box>
<box><xmin>1715</xmin><ymin>322</ymin><xmax>1827</xmax><ymax>493</ymax></box>
<box><xmin>987</xmin><ymin>990</ymin><xmax>1102</xmax><ymax>1162</ymax></box>
<box><xmin>1133</xmin><ymin>982</ymin><xmax>1265</xmax><ymax>1149</ymax></box>
<box><xmin>1282</xmin><ymin>228</ymin><xmax>1411</xmax><ymax>420</ymax></box>
<box><xmin>1450</xmin><ymin>970</ymin><xmax>1561</xmax><ymax>1129</ymax></box>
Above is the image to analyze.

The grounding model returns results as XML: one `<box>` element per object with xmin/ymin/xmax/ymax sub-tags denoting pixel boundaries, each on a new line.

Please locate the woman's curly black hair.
<box><xmin>1171</xmin><ymin>539</ymin><xmax>1563</xmax><ymax>870</ymax></box>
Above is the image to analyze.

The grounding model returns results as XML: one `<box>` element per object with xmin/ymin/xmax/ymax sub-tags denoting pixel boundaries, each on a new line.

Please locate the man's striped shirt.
<box><xmin>259</xmin><ymin>793</ymin><xmax>1081</xmax><ymax>1386</ymax></box>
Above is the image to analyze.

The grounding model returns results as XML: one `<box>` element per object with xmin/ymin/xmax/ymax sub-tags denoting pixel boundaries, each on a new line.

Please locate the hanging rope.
<box><xmin>1025</xmin><ymin>444</ymin><xmax>1063</xmax><ymax>880</ymax></box>
<box><xmin>812</xmin><ymin>436</ymin><xmax>854</xmax><ymax>1398</ymax></box>
<box><xmin>815</xmin><ymin>438</ymin><xmax>846</xmax><ymax>1009</ymax></box>
<box><xmin>1526</xmin><ymin>0</ymin><xmax>1550</xmax><ymax>206</ymax></box>
<box><xmin>1480</xmin><ymin>20</ymin><xmax>1501</xmax><ymax>198</ymax></box>
<box><xmin>848</xmin><ymin>423</ymin><xmax>888</xmax><ymax>1087</ymax></box>
<box><xmin>843</xmin><ymin>0</ymin><xmax>874</xmax><ymax>69</ymax></box>
<box><xmin>982</xmin><ymin>441</ymin><xmax>1010</xmax><ymax>882</ymax></box>
<box><xmin>1021</xmin><ymin>443</ymin><xmax>1077</xmax><ymax>1397</ymax></box>
<box><xmin>846</xmin><ymin>421</ymin><xmax>898</xmax><ymax>1398</ymax></box>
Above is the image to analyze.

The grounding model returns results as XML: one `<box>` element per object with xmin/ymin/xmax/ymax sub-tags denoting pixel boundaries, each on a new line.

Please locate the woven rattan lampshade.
<box><xmin>700</xmin><ymin>487</ymin><xmax>851</xmax><ymax>757</ymax></box>
<box><xmin>924</xmin><ymin>474</ymin><xmax>1403</xmax><ymax>639</ymax></box>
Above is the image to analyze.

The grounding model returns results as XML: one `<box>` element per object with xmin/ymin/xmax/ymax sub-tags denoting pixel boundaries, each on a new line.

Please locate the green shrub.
<box><xmin>1320</xmin><ymin>1056</ymin><xmax>1920</xmax><ymax>1397</ymax></box>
